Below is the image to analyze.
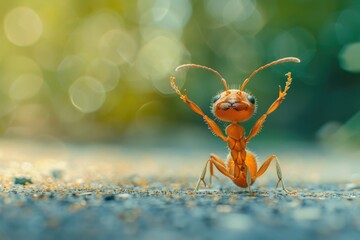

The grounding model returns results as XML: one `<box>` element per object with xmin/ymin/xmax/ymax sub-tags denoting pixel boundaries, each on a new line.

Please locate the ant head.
<box><xmin>175</xmin><ymin>57</ymin><xmax>300</xmax><ymax>123</ymax></box>
<box><xmin>211</xmin><ymin>90</ymin><xmax>256</xmax><ymax>122</ymax></box>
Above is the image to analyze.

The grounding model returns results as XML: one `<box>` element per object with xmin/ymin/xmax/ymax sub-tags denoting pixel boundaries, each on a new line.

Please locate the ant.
<box><xmin>170</xmin><ymin>57</ymin><xmax>300</xmax><ymax>195</ymax></box>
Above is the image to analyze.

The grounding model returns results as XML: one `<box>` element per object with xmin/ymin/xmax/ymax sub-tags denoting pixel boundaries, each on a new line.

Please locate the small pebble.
<box><xmin>51</xmin><ymin>169</ymin><xmax>64</xmax><ymax>179</ymax></box>
<box><xmin>14</xmin><ymin>177</ymin><xmax>32</xmax><ymax>185</ymax></box>
<box><xmin>104</xmin><ymin>194</ymin><xmax>115</xmax><ymax>201</ymax></box>
<box><xmin>74</xmin><ymin>192</ymin><xmax>92</xmax><ymax>197</ymax></box>
<box><xmin>118</xmin><ymin>193</ymin><xmax>131</xmax><ymax>200</ymax></box>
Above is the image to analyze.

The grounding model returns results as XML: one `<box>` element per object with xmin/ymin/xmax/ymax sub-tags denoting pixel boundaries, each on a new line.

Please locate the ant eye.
<box><xmin>212</xmin><ymin>94</ymin><xmax>220</xmax><ymax>103</ymax></box>
<box><xmin>247</xmin><ymin>95</ymin><xmax>255</xmax><ymax>104</ymax></box>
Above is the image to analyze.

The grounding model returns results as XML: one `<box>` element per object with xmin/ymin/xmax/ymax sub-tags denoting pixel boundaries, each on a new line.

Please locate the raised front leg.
<box><xmin>246</xmin><ymin>72</ymin><xmax>293</xmax><ymax>142</ymax></box>
<box><xmin>256</xmin><ymin>155</ymin><xmax>297</xmax><ymax>194</ymax></box>
<box><xmin>170</xmin><ymin>76</ymin><xmax>227</xmax><ymax>142</ymax></box>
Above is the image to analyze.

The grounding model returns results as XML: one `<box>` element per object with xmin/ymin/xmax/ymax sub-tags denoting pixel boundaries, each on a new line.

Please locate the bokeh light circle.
<box><xmin>136</xmin><ymin>33</ymin><xmax>186</xmax><ymax>94</ymax></box>
<box><xmin>1</xmin><ymin>56</ymin><xmax>43</xmax><ymax>97</ymax></box>
<box><xmin>86</xmin><ymin>59</ymin><xmax>120</xmax><ymax>92</ymax></box>
<box><xmin>138</xmin><ymin>0</ymin><xmax>192</xmax><ymax>34</ymax></box>
<box><xmin>9</xmin><ymin>74</ymin><xmax>43</xmax><ymax>101</ymax></box>
<box><xmin>205</xmin><ymin>0</ymin><xmax>255</xmax><ymax>24</ymax></box>
<box><xmin>339</xmin><ymin>42</ymin><xmax>360</xmax><ymax>73</ymax></box>
<box><xmin>99</xmin><ymin>29</ymin><xmax>137</xmax><ymax>65</ymax></box>
<box><xmin>57</xmin><ymin>55</ymin><xmax>86</xmax><ymax>88</ymax></box>
<box><xmin>4</xmin><ymin>7</ymin><xmax>43</xmax><ymax>46</ymax></box>
<box><xmin>270</xmin><ymin>32</ymin><xmax>299</xmax><ymax>59</ymax></box>
<box><xmin>69</xmin><ymin>76</ymin><xmax>106</xmax><ymax>113</ymax></box>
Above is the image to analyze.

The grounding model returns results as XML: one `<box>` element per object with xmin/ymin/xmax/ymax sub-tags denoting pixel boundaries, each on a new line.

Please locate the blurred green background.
<box><xmin>0</xmin><ymin>0</ymin><xmax>359</xmax><ymax>149</ymax></box>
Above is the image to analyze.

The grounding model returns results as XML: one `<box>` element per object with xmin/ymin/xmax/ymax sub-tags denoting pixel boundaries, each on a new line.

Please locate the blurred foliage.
<box><xmin>0</xmin><ymin>0</ymin><xmax>359</xmax><ymax>147</ymax></box>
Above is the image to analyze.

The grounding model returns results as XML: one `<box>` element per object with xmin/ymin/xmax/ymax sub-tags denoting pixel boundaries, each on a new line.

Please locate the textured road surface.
<box><xmin>0</xmin><ymin>139</ymin><xmax>359</xmax><ymax>240</ymax></box>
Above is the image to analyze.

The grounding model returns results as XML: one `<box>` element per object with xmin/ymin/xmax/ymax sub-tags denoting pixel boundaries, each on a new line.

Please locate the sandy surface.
<box><xmin>0</xmin><ymin>139</ymin><xmax>359</xmax><ymax>240</ymax></box>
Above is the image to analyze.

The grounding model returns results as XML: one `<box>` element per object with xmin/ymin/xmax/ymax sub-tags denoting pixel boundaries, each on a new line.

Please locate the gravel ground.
<box><xmin>0</xmin><ymin>139</ymin><xmax>359</xmax><ymax>240</ymax></box>
<box><xmin>0</xmin><ymin>181</ymin><xmax>359</xmax><ymax>240</ymax></box>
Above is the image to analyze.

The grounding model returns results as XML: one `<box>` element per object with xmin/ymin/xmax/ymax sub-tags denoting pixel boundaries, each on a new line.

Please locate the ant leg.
<box><xmin>245</xmin><ymin>165</ymin><xmax>254</xmax><ymax>196</ymax></box>
<box><xmin>194</xmin><ymin>154</ymin><xmax>234</xmax><ymax>192</ymax></box>
<box><xmin>246</xmin><ymin>73</ymin><xmax>293</xmax><ymax>143</ymax></box>
<box><xmin>194</xmin><ymin>160</ymin><xmax>209</xmax><ymax>191</ymax></box>
<box><xmin>256</xmin><ymin>155</ymin><xmax>297</xmax><ymax>194</ymax></box>
<box><xmin>209</xmin><ymin>156</ymin><xmax>227</xmax><ymax>186</ymax></box>
<box><xmin>170</xmin><ymin>76</ymin><xmax>227</xmax><ymax>142</ymax></box>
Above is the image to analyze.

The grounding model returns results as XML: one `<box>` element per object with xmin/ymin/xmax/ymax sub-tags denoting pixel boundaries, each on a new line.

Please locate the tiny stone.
<box><xmin>118</xmin><ymin>193</ymin><xmax>131</xmax><ymax>200</ymax></box>
<box><xmin>73</xmin><ymin>192</ymin><xmax>92</xmax><ymax>197</ymax></box>
<box><xmin>51</xmin><ymin>169</ymin><xmax>64</xmax><ymax>179</ymax></box>
<box><xmin>14</xmin><ymin>177</ymin><xmax>33</xmax><ymax>185</ymax></box>
<box><xmin>104</xmin><ymin>194</ymin><xmax>115</xmax><ymax>201</ymax></box>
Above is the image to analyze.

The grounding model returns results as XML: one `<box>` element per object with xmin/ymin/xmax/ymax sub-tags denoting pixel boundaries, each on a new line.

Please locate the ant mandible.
<box><xmin>170</xmin><ymin>57</ymin><xmax>300</xmax><ymax>195</ymax></box>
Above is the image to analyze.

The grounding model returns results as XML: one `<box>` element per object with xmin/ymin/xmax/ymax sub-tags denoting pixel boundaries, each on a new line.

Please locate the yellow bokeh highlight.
<box><xmin>4</xmin><ymin>7</ymin><xmax>43</xmax><ymax>46</ymax></box>
<box><xmin>69</xmin><ymin>76</ymin><xmax>106</xmax><ymax>113</ymax></box>
<box><xmin>136</xmin><ymin>32</ymin><xmax>186</xmax><ymax>94</ymax></box>
<box><xmin>99</xmin><ymin>29</ymin><xmax>137</xmax><ymax>65</ymax></box>
<box><xmin>86</xmin><ymin>59</ymin><xmax>120</xmax><ymax>92</ymax></box>
<box><xmin>9</xmin><ymin>74</ymin><xmax>43</xmax><ymax>101</ymax></box>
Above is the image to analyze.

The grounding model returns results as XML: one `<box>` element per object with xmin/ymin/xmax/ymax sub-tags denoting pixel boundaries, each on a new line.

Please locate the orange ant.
<box><xmin>170</xmin><ymin>57</ymin><xmax>300</xmax><ymax>195</ymax></box>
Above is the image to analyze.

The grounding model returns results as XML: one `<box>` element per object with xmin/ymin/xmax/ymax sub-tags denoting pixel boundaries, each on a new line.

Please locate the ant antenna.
<box><xmin>176</xmin><ymin>64</ymin><xmax>229</xmax><ymax>92</ymax></box>
<box><xmin>240</xmin><ymin>57</ymin><xmax>300</xmax><ymax>91</ymax></box>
